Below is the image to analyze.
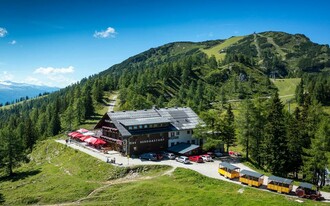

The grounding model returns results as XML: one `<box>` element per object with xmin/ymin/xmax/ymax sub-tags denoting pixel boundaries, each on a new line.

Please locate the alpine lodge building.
<box><xmin>94</xmin><ymin>107</ymin><xmax>203</xmax><ymax>156</ymax></box>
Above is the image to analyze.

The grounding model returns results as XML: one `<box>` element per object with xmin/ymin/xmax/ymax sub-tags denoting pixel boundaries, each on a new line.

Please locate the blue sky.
<box><xmin>0</xmin><ymin>0</ymin><xmax>329</xmax><ymax>87</ymax></box>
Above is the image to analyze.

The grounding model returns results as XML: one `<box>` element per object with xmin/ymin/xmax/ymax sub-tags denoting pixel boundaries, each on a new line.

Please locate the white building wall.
<box><xmin>168</xmin><ymin>129</ymin><xmax>201</xmax><ymax>147</ymax></box>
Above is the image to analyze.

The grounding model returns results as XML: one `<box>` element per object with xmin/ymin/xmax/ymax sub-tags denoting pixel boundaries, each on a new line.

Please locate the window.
<box><xmin>144</xmin><ymin>125</ymin><xmax>148</xmax><ymax>128</ymax></box>
<box><xmin>176</xmin><ymin>131</ymin><xmax>180</xmax><ymax>135</ymax></box>
<box><xmin>170</xmin><ymin>132</ymin><xmax>174</xmax><ymax>137</ymax></box>
<box><xmin>192</xmin><ymin>140</ymin><xmax>195</xmax><ymax>144</ymax></box>
<box><xmin>139</xmin><ymin>125</ymin><xmax>143</xmax><ymax>129</ymax></box>
<box><xmin>128</xmin><ymin>126</ymin><xmax>132</xmax><ymax>130</ymax></box>
<box><xmin>187</xmin><ymin>140</ymin><xmax>190</xmax><ymax>144</ymax></box>
<box><xmin>187</xmin><ymin>130</ymin><xmax>190</xmax><ymax>134</ymax></box>
<box><xmin>133</xmin><ymin>126</ymin><xmax>137</xmax><ymax>129</ymax></box>
<box><xmin>171</xmin><ymin>142</ymin><xmax>175</xmax><ymax>147</ymax></box>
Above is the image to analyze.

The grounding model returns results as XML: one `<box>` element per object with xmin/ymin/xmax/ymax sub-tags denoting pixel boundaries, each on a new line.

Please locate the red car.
<box><xmin>188</xmin><ymin>155</ymin><xmax>204</xmax><ymax>163</ymax></box>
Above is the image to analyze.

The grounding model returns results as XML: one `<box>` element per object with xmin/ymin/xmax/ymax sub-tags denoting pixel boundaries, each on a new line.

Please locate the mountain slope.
<box><xmin>98</xmin><ymin>31</ymin><xmax>330</xmax><ymax>112</ymax></box>
<box><xmin>0</xmin><ymin>81</ymin><xmax>59</xmax><ymax>104</ymax></box>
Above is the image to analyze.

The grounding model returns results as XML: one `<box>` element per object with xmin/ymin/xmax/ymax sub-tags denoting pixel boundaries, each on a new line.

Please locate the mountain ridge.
<box><xmin>0</xmin><ymin>80</ymin><xmax>59</xmax><ymax>105</ymax></box>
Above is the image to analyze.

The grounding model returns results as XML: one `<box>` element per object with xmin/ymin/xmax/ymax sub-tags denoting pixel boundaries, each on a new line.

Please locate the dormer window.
<box><xmin>128</xmin><ymin>126</ymin><xmax>132</xmax><ymax>130</ymax></box>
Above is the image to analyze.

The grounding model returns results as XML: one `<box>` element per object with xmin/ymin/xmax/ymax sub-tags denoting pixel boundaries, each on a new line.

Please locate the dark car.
<box><xmin>140</xmin><ymin>152</ymin><xmax>157</xmax><ymax>161</ymax></box>
<box><xmin>160</xmin><ymin>151</ymin><xmax>176</xmax><ymax>160</ymax></box>
<box><xmin>156</xmin><ymin>153</ymin><xmax>163</xmax><ymax>160</ymax></box>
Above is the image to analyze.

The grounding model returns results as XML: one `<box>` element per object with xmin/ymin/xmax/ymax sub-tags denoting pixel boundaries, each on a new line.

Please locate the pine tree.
<box><xmin>0</xmin><ymin>117</ymin><xmax>25</xmax><ymax>176</ymax></box>
<box><xmin>92</xmin><ymin>79</ymin><xmax>103</xmax><ymax>102</ymax></box>
<box><xmin>295</xmin><ymin>80</ymin><xmax>304</xmax><ymax>105</ymax></box>
<box><xmin>22</xmin><ymin>117</ymin><xmax>36</xmax><ymax>152</ymax></box>
<box><xmin>237</xmin><ymin>99</ymin><xmax>255</xmax><ymax>160</ymax></box>
<box><xmin>286</xmin><ymin>108</ymin><xmax>304</xmax><ymax>178</ymax></box>
<box><xmin>262</xmin><ymin>92</ymin><xmax>289</xmax><ymax>176</ymax></box>
<box><xmin>222</xmin><ymin>104</ymin><xmax>235</xmax><ymax>152</ymax></box>
<box><xmin>303</xmin><ymin>118</ymin><xmax>329</xmax><ymax>187</ymax></box>
<box><xmin>83</xmin><ymin>85</ymin><xmax>94</xmax><ymax>118</ymax></box>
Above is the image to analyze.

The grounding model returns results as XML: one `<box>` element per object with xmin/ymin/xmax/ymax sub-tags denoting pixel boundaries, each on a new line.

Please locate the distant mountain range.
<box><xmin>0</xmin><ymin>81</ymin><xmax>59</xmax><ymax>104</ymax></box>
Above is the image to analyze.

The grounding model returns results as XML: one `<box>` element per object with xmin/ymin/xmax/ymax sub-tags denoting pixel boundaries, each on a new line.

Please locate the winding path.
<box><xmin>108</xmin><ymin>93</ymin><xmax>118</xmax><ymax>112</ymax></box>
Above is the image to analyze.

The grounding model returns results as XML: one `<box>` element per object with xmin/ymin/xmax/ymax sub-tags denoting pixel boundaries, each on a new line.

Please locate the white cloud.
<box><xmin>30</xmin><ymin>66</ymin><xmax>76</xmax><ymax>88</ymax></box>
<box><xmin>0</xmin><ymin>27</ymin><xmax>8</xmax><ymax>37</ymax></box>
<box><xmin>34</xmin><ymin>66</ymin><xmax>74</xmax><ymax>75</ymax></box>
<box><xmin>25</xmin><ymin>76</ymin><xmax>44</xmax><ymax>86</ymax></box>
<box><xmin>93</xmin><ymin>27</ymin><xmax>117</xmax><ymax>38</ymax></box>
<box><xmin>0</xmin><ymin>71</ymin><xmax>13</xmax><ymax>81</ymax></box>
<box><xmin>25</xmin><ymin>75</ymin><xmax>75</xmax><ymax>87</ymax></box>
<box><xmin>9</xmin><ymin>40</ymin><xmax>16</xmax><ymax>45</ymax></box>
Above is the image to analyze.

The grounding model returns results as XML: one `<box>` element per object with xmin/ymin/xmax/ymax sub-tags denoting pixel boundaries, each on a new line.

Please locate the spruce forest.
<box><xmin>0</xmin><ymin>31</ymin><xmax>330</xmax><ymax>187</ymax></box>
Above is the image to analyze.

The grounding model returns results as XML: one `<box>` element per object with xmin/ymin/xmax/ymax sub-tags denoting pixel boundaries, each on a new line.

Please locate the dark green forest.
<box><xmin>0</xmin><ymin>31</ymin><xmax>329</xmax><ymax>187</ymax></box>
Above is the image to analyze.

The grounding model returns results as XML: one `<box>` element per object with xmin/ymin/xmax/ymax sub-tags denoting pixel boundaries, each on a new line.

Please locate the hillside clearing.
<box><xmin>201</xmin><ymin>36</ymin><xmax>244</xmax><ymax>61</ymax></box>
<box><xmin>0</xmin><ymin>140</ymin><xmax>169</xmax><ymax>205</ymax></box>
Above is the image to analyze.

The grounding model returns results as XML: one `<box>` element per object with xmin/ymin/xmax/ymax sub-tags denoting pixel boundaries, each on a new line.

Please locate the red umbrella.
<box><xmin>80</xmin><ymin>135</ymin><xmax>91</xmax><ymax>141</ymax></box>
<box><xmin>84</xmin><ymin>136</ymin><xmax>96</xmax><ymax>144</ymax></box>
<box><xmin>71</xmin><ymin>132</ymin><xmax>84</xmax><ymax>139</ymax></box>
<box><xmin>68</xmin><ymin>132</ymin><xmax>76</xmax><ymax>136</ymax></box>
<box><xmin>94</xmin><ymin>138</ymin><xmax>106</xmax><ymax>145</ymax></box>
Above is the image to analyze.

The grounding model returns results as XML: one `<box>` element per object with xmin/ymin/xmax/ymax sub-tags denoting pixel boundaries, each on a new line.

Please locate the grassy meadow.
<box><xmin>0</xmin><ymin>140</ymin><xmax>169</xmax><ymax>205</ymax></box>
<box><xmin>201</xmin><ymin>36</ymin><xmax>244</xmax><ymax>61</ymax></box>
<box><xmin>79</xmin><ymin>168</ymin><xmax>326</xmax><ymax>206</ymax></box>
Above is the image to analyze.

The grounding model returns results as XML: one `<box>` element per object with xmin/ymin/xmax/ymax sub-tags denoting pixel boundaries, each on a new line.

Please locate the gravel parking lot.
<box><xmin>57</xmin><ymin>139</ymin><xmax>330</xmax><ymax>201</ymax></box>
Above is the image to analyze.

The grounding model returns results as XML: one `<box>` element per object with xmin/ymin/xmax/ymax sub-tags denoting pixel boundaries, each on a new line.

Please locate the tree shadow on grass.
<box><xmin>0</xmin><ymin>193</ymin><xmax>4</xmax><ymax>204</ymax></box>
<box><xmin>0</xmin><ymin>169</ymin><xmax>41</xmax><ymax>182</ymax></box>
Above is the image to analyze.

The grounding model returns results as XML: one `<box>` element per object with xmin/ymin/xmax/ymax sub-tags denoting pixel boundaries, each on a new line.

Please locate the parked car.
<box><xmin>214</xmin><ymin>150</ymin><xmax>223</xmax><ymax>157</ymax></box>
<box><xmin>189</xmin><ymin>155</ymin><xmax>204</xmax><ymax>163</ymax></box>
<box><xmin>201</xmin><ymin>154</ymin><xmax>213</xmax><ymax>162</ymax></box>
<box><xmin>156</xmin><ymin>153</ymin><xmax>163</xmax><ymax>160</ymax></box>
<box><xmin>140</xmin><ymin>152</ymin><xmax>157</xmax><ymax>161</ymax></box>
<box><xmin>166</xmin><ymin>153</ymin><xmax>176</xmax><ymax>160</ymax></box>
<box><xmin>175</xmin><ymin>156</ymin><xmax>190</xmax><ymax>164</ymax></box>
<box><xmin>206</xmin><ymin>152</ymin><xmax>215</xmax><ymax>158</ymax></box>
<box><xmin>229</xmin><ymin>151</ymin><xmax>241</xmax><ymax>157</ymax></box>
<box><xmin>160</xmin><ymin>151</ymin><xmax>176</xmax><ymax>160</ymax></box>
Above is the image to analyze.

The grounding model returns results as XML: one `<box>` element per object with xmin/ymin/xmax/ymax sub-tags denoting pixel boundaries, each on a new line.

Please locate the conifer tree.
<box><xmin>222</xmin><ymin>104</ymin><xmax>235</xmax><ymax>152</ymax></box>
<box><xmin>237</xmin><ymin>99</ymin><xmax>255</xmax><ymax>160</ymax></box>
<box><xmin>303</xmin><ymin>118</ymin><xmax>329</xmax><ymax>187</ymax></box>
<box><xmin>262</xmin><ymin>92</ymin><xmax>289</xmax><ymax>176</ymax></box>
<box><xmin>0</xmin><ymin>117</ymin><xmax>25</xmax><ymax>176</ymax></box>
<box><xmin>286</xmin><ymin>108</ymin><xmax>303</xmax><ymax>178</ymax></box>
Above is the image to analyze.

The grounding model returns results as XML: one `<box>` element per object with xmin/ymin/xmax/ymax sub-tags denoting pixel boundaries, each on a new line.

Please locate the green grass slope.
<box><xmin>80</xmin><ymin>168</ymin><xmax>326</xmax><ymax>206</ymax></box>
<box><xmin>0</xmin><ymin>140</ymin><xmax>168</xmax><ymax>205</ymax></box>
<box><xmin>201</xmin><ymin>36</ymin><xmax>244</xmax><ymax>61</ymax></box>
<box><xmin>272</xmin><ymin>78</ymin><xmax>300</xmax><ymax>97</ymax></box>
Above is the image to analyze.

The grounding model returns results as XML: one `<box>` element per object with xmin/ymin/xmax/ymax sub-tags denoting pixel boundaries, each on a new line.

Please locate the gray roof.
<box><xmin>240</xmin><ymin>170</ymin><xmax>264</xmax><ymax>178</ymax></box>
<box><xmin>219</xmin><ymin>162</ymin><xmax>240</xmax><ymax>171</ymax></box>
<box><xmin>157</xmin><ymin>107</ymin><xmax>200</xmax><ymax>130</ymax></box>
<box><xmin>106</xmin><ymin>107</ymin><xmax>201</xmax><ymax>137</ymax></box>
<box><xmin>118</xmin><ymin>117</ymin><xmax>171</xmax><ymax>126</ymax></box>
<box><xmin>167</xmin><ymin>143</ymin><xmax>200</xmax><ymax>154</ymax></box>
<box><xmin>268</xmin><ymin>175</ymin><xmax>293</xmax><ymax>184</ymax></box>
<box><xmin>299</xmin><ymin>182</ymin><xmax>314</xmax><ymax>190</ymax></box>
